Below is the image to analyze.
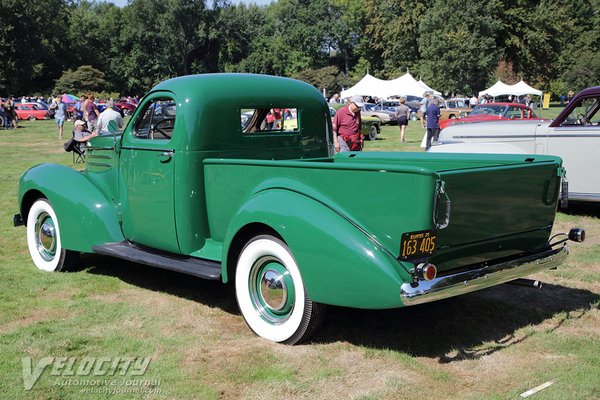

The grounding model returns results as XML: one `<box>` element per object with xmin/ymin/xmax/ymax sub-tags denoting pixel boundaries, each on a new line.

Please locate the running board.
<box><xmin>92</xmin><ymin>241</ymin><xmax>221</xmax><ymax>280</ymax></box>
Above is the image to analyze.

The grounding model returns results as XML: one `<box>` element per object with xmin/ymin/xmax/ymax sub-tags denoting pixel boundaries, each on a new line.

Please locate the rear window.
<box><xmin>241</xmin><ymin>108</ymin><xmax>299</xmax><ymax>134</ymax></box>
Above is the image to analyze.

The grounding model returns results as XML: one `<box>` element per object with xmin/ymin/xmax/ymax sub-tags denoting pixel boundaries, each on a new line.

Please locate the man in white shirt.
<box><xmin>95</xmin><ymin>99</ymin><xmax>124</xmax><ymax>135</ymax></box>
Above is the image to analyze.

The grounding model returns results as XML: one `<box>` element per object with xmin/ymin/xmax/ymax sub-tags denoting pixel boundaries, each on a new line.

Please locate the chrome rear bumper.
<box><xmin>400</xmin><ymin>245</ymin><xmax>569</xmax><ymax>306</ymax></box>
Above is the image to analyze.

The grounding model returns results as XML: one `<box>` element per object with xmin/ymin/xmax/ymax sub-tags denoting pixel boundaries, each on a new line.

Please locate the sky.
<box><xmin>108</xmin><ymin>0</ymin><xmax>274</xmax><ymax>6</ymax></box>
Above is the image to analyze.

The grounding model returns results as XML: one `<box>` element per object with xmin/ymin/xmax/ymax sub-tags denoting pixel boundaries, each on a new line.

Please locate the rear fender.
<box><xmin>222</xmin><ymin>188</ymin><xmax>412</xmax><ymax>309</ymax></box>
<box><xmin>18</xmin><ymin>164</ymin><xmax>123</xmax><ymax>252</ymax></box>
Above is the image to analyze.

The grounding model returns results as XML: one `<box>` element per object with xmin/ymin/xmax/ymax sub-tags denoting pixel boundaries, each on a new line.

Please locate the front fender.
<box><xmin>223</xmin><ymin>189</ymin><xmax>413</xmax><ymax>309</ymax></box>
<box><xmin>18</xmin><ymin>164</ymin><xmax>123</xmax><ymax>252</ymax></box>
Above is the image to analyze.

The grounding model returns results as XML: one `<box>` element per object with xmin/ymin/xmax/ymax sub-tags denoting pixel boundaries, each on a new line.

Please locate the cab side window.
<box><xmin>134</xmin><ymin>98</ymin><xmax>177</xmax><ymax>140</ymax></box>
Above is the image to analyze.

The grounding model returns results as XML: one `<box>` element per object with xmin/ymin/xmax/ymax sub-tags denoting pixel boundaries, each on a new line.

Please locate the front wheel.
<box><xmin>28</xmin><ymin>115</ymin><xmax>36</xmax><ymax>120</ymax></box>
<box><xmin>235</xmin><ymin>235</ymin><xmax>325</xmax><ymax>344</ymax></box>
<box><xmin>26</xmin><ymin>199</ymin><xmax>77</xmax><ymax>271</ymax></box>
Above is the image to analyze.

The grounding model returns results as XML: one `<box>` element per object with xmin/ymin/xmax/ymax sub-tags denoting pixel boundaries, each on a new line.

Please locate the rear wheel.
<box><xmin>235</xmin><ymin>235</ymin><xmax>325</xmax><ymax>344</ymax></box>
<box><xmin>28</xmin><ymin>115</ymin><xmax>36</xmax><ymax>120</ymax></box>
<box><xmin>26</xmin><ymin>199</ymin><xmax>77</xmax><ymax>272</ymax></box>
<box><xmin>368</xmin><ymin>126</ymin><xmax>378</xmax><ymax>141</ymax></box>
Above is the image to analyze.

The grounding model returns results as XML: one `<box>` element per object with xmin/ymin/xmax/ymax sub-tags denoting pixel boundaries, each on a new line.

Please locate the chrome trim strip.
<box><xmin>400</xmin><ymin>245</ymin><xmax>569</xmax><ymax>306</ymax></box>
<box><xmin>568</xmin><ymin>193</ymin><xmax>600</xmax><ymax>202</ymax></box>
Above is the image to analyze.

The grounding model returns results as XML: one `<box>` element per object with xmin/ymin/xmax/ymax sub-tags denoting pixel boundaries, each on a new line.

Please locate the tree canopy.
<box><xmin>0</xmin><ymin>0</ymin><xmax>597</xmax><ymax>97</ymax></box>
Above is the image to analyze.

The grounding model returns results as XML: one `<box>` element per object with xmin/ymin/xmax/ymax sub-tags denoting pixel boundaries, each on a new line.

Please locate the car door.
<box><xmin>119</xmin><ymin>92</ymin><xmax>180</xmax><ymax>253</ymax></box>
<box><xmin>545</xmin><ymin>95</ymin><xmax>600</xmax><ymax>199</ymax></box>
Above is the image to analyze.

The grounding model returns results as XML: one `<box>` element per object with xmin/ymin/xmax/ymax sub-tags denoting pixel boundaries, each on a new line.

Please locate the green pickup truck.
<box><xmin>14</xmin><ymin>74</ymin><xmax>583</xmax><ymax>344</ymax></box>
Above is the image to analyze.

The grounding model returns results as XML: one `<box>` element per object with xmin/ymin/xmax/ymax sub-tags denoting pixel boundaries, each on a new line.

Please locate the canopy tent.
<box><xmin>385</xmin><ymin>73</ymin><xmax>433</xmax><ymax>97</ymax></box>
<box><xmin>418</xmin><ymin>79</ymin><xmax>442</xmax><ymax>96</ymax></box>
<box><xmin>341</xmin><ymin>73</ymin><xmax>441</xmax><ymax>99</ymax></box>
<box><xmin>509</xmin><ymin>80</ymin><xmax>542</xmax><ymax>96</ymax></box>
<box><xmin>479</xmin><ymin>80</ymin><xmax>542</xmax><ymax>98</ymax></box>
<box><xmin>340</xmin><ymin>74</ymin><xmax>390</xmax><ymax>98</ymax></box>
<box><xmin>478</xmin><ymin>81</ymin><xmax>514</xmax><ymax>97</ymax></box>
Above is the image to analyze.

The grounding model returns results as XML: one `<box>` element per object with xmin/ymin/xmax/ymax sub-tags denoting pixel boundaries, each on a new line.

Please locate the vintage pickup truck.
<box><xmin>14</xmin><ymin>74</ymin><xmax>584</xmax><ymax>344</ymax></box>
<box><xmin>429</xmin><ymin>86</ymin><xmax>600</xmax><ymax>202</ymax></box>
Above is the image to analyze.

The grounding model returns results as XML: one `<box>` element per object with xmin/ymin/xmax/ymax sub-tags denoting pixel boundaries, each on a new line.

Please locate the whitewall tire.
<box><xmin>235</xmin><ymin>235</ymin><xmax>325</xmax><ymax>344</ymax></box>
<box><xmin>26</xmin><ymin>199</ymin><xmax>75</xmax><ymax>272</ymax></box>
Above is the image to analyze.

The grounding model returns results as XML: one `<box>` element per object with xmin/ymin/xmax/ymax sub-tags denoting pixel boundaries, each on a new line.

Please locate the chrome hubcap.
<box><xmin>35</xmin><ymin>212</ymin><xmax>56</xmax><ymax>261</ymax></box>
<box><xmin>249</xmin><ymin>256</ymin><xmax>295</xmax><ymax>324</ymax></box>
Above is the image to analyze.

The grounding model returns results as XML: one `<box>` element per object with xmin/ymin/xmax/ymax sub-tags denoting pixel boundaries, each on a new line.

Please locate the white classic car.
<box><xmin>428</xmin><ymin>86</ymin><xmax>600</xmax><ymax>202</ymax></box>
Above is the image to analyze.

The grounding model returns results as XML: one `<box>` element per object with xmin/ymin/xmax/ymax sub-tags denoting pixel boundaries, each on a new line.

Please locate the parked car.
<box><xmin>115</xmin><ymin>99</ymin><xmax>137</xmax><ymax>115</ymax></box>
<box><xmin>429</xmin><ymin>86</ymin><xmax>600</xmax><ymax>202</ymax></box>
<box><xmin>417</xmin><ymin>98</ymin><xmax>471</xmax><ymax>121</ymax></box>
<box><xmin>361</xmin><ymin>103</ymin><xmax>397</xmax><ymax>124</ymax></box>
<box><xmin>439</xmin><ymin>102</ymin><xmax>542</xmax><ymax>129</ymax></box>
<box><xmin>14</xmin><ymin>74</ymin><xmax>583</xmax><ymax>345</ymax></box>
<box><xmin>382</xmin><ymin>100</ymin><xmax>418</xmax><ymax>121</ymax></box>
<box><xmin>15</xmin><ymin>103</ymin><xmax>49</xmax><ymax>120</ymax></box>
<box><xmin>329</xmin><ymin>106</ymin><xmax>380</xmax><ymax>140</ymax></box>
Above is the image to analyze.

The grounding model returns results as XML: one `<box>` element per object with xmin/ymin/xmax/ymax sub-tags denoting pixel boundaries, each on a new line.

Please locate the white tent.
<box><xmin>508</xmin><ymin>80</ymin><xmax>542</xmax><ymax>96</ymax></box>
<box><xmin>479</xmin><ymin>80</ymin><xmax>542</xmax><ymax>98</ymax></box>
<box><xmin>341</xmin><ymin>73</ymin><xmax>442</xmax><ymax>99</ymax></box>
<box><xmin>340</xmin><ymin>74</ymin><xmax>389</xmax><ymax>98</ymax></box>
<box><xmin>418</xmin><ymin>79</ymin><xmax>442</xmax><ymax>96</ymax></box>
<box><xmin>385</xmin><ymin>73</ymin><xmax>434</xmax><ymax>98</ymax></box>
<box><xmin>478</xmin><ymin>80</ymin><xmax>514</xmax><ymax>97</ymax></box>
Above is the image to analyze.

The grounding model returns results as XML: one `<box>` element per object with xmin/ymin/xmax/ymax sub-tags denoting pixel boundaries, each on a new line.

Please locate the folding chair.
<box><xmin>73</xmin><ymin>141</ymin><xmax>85</xmax><ymax>164</ymax></box>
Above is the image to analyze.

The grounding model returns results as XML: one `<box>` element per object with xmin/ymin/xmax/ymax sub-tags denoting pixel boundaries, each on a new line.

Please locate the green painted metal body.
<box><xmin>17</xmin><ymin>73</ymin><xmax>564</xmax><ymax>309</ymax></box>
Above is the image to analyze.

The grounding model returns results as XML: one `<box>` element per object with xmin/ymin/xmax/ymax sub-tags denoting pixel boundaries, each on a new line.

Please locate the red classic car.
<box><xmin>15</xmin><ymin>103</ymin><xmax>50</xmax><ymax>120</ymax></box>
<box><xmin>115</xmin><ymin>99</ymin><xmax>137</xmax><ymax>115</ymax></box>
<box><xmin>440</xmin><ymin>102</ymin><xmax>543</xmax><ymax>129</ymax></box>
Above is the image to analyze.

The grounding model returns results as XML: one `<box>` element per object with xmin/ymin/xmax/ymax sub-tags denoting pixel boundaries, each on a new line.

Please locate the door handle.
<box><xmin>157</xmin><ymin>151</ymin><xmax>174</xmax><ymax>163</ymax></box>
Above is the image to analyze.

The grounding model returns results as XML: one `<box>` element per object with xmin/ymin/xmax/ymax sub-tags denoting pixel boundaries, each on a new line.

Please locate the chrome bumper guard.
<box><xmin>400</xmin><ymin>245</ymin><xmax>569</xmax><ymax>306</ymax></box>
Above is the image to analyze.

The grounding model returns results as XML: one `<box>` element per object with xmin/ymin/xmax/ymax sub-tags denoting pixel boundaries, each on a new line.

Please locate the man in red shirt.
<box><xmin>332</xmin><ymin>101</ymin><xmax>363</xmax><ymax>152</ymax></box>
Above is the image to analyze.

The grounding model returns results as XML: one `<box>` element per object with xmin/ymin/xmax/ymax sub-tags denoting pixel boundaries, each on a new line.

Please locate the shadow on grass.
<box><xmin>313</xmin><ymin>283</ymin><xmax>599</xmax><ymax>362</ymax></box>
<box><xmin>80</xmin><ymin>254</ymin><xmax>599</xmax><ymax>363</ymax></box>
<box><xmin>80</xmin><ymin>254</ymin><xmax>239</xmax><ymax>314</ymax></box>
<box><xmin>562</xmin><ymin>201</ymin><xmax>600</xmax><ymax>217</ymax></box>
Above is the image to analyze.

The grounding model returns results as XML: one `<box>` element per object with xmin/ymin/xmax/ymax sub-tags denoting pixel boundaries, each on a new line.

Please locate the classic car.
<box><xmin>439</xmin><ymin>102</ymin><xmax>542</xmax><ymax>129</ymax></box>
<box><xmin>115</xmin><ymin>99</ymin><xmax>137</xmax><ymax>115</ymax></box>
<box><xmin>429</xmin><ymin>86</ymin><xmax>600</xmax><ymax>202</ymax></box>
<box><xmin>15</xmin><ymin>103</ymin><xmax>50</xmax><ymax>120</ymax></box>
<box><xmin>14</xmin><ymin>74</ymin><xmax>583</xmax><ymax>345</ymax></box>
<box><xmin>361</xmin><ymin>103</ymin><xmax>397</xmax><ymax>124</ymax></box>
<box><xmin>417</xmin><ymin>98</ymin><xmax>471</xmax><ymax>121</ymax></box>
<box><xmin>329</xmin><ymin>106</ymin><xmax>380</xmax><ymax>140</ymax></box>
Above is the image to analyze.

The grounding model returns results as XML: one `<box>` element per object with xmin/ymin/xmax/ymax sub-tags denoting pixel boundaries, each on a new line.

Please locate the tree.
<box><xmin>364</xmin><ymin>0</ymin><xmax>429</xmax><ymax>78</ymax></box>
<box><xmin>0</xmin><ymin>0</ymin><xmax>70</xmax><ymax>94</ymax></box>
<box><xmin>418</xmin><ymin>0</ymin><xmax>501</xmax><ymax>95</ymax></box>
<box><xmin>53</xmin><ymin>65</ymin><xmax>106</xmax><ymax>94</ymax></box>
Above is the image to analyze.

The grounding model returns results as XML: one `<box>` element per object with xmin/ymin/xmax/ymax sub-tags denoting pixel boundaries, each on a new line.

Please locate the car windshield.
<box><xmin>470</xmin><ymin>105</ymin><xmax>505</xmax><ymax>116</ymax></box>
<box><xmin>362</xmin><ymin>103</ymin><xmax>377</xmax><ymax>111</ymax></box>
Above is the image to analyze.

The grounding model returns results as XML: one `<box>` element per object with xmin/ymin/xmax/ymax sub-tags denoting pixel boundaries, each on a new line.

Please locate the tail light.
<box><xmin>415</xmin><ymin>263</ymin><xmax>437</xmax><ymax>281</ymax></box>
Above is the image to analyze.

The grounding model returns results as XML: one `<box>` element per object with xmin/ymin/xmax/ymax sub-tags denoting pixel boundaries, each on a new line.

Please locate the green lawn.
<box><xmin>0</xmin><ymin>115</ymin><xmax>598</xmax><ymax>399</ymax></box>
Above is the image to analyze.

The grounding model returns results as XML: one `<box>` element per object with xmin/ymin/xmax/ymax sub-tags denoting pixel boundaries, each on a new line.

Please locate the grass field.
<box><xmin>0</xmin><ymin>113</ymin><xmax>598</xmax><ymax>400</ymax></box>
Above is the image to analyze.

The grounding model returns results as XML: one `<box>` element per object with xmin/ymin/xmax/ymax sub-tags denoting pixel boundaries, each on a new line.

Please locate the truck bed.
<box><xmin>203</xmin><ymin>152</ymin><xmax>562</xmax><ymax>274</ymax></box>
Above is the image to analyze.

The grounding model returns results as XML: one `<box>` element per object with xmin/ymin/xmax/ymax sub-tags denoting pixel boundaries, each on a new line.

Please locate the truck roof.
<box><xmin>149</xmin><ymin>73</ymin><xmax>331</xmax><ymax>157</ymax></box>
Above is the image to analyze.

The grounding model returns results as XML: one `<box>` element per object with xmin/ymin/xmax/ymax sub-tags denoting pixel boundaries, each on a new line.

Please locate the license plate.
<box><xmin>399</xmin><ymin>230</ymin><xmax>437</xmax><ymax>260</ymax></box>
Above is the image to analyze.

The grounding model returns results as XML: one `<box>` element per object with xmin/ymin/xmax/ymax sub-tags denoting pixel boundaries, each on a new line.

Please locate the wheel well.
<box><xmin>20</xmin><ymin>190</ymin><xmax>45</xmax><ymax>225</ymax></box>
<box><xmin>225</xmin><ymin>223</ymin><xmax>283</xmax><ymax>283</ymax></box>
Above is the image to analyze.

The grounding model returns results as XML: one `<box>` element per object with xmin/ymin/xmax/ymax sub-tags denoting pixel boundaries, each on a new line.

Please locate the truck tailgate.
<box><xmin>431</xmin><ymin>160</ymin><xmax>561</xmax><ymax>270</ymax></box>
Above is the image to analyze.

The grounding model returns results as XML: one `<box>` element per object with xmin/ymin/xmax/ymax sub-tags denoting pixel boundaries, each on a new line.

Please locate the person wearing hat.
<box><xmin>332</xmin><ymin>99</ymin><xmax>363</xmax><ymax>152</ymax></box>
<box><xmin>72</xmin><ymin>120</ymin><xmax>97</xmax><ymax>153</ymax></box>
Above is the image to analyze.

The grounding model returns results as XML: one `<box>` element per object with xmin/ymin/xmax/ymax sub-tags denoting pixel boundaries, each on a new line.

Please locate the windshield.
<box><xmin>470</xmin><ymin>105</ymin><xmax>505</xmax><ymax>116</ymax></box>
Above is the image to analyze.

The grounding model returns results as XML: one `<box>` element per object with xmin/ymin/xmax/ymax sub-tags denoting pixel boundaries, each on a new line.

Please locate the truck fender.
<box><xmin>18</xmin><ymin>164</ymin><xmax>124</xmax><ymax>253</ymax></box>
<box><xmin>428</xmin><ymin>141</ymin><xmax>527</xmax><ymax>154</ymax></box>
<box><xmin>222</xmin><ymin>188</ymin><xmax>412</xmax><ymax>309</ymax></box>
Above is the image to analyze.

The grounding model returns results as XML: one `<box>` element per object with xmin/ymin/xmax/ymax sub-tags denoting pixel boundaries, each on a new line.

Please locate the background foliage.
<box><xmin>0</xmin><ymin>0</ymin><xmax>597</xmax><ymax>97</ymax></box>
